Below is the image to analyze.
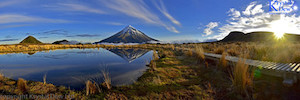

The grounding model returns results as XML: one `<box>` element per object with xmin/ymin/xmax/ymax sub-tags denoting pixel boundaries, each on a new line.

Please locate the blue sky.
<box><xmin>0</xmin><ymin>0</ymin><xmax>299</xmax><ymax>44</ymax></box>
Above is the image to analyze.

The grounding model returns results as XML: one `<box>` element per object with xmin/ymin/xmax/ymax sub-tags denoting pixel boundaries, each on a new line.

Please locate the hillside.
<box><xmin>52</xmin><ymin>40</ymin><xmax>69</xmax><ymax>44</ymax></box>
<box><xmin>19</xmin><ymin>36</ymin><xmax>43</xmax><ymax>44</ymax></box>
<box><xmin>220</xmin><ymin>31</ymin><xmax>300</xmax><ymax>42</ymax></box>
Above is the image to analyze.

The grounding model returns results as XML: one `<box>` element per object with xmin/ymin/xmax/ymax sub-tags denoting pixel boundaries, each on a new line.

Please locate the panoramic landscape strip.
<box><xmin>1</xmin><ymin>0</ymin><xmax>300</xmax><ymax>100</ymax></box>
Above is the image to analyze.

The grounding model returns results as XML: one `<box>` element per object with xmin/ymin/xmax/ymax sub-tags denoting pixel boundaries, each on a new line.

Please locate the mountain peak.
<box><xmin>96</xmin><ymin>25</ymin><xmax>158</xmax><ymax>43</ymax></box>
<box><xmin>20</xmin><ymin>36</ymin><xmax>43</xmax><ymax>44</ymax></box>
<box><xmin>126</xmin><ymin>25</ymin><xmax>133</xmax><ymax>28</ymax></box>
<box><xmin>120</xmin><ymin>25</ymin><xmax>141</xmax><ymax>35</ymax></box>
<box><xmin>122</xmin><ymin>25</ymin><xmax>134</xmax><ymax>31</ymax></box>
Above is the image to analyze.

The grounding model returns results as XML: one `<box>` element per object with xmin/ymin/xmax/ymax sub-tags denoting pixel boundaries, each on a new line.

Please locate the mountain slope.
<box><xmin>220</xmin><ymin>31</ymin><xmax>300</xmax><ymax>42</ymax></box>
<box><xmin>96</xmin><ymin>25</ymin><xmax>158</xmax><ymax>43</ymax></box>
<box><xmin>19</xmin><ymin>36</ymin><xmax>43</xmax><ymax>44</ymax></box>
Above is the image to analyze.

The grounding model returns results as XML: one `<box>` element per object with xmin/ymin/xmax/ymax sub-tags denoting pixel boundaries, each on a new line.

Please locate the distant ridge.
<box><xmin>20</xmin><ymin>36</ymin><xmax>42</xmax><ymax>44</ymax></box>
<box><xmin>95</xmin><ymin>25</ymin><xmax>158</xmax><ymax>43</ymax></box>
<box><xmin>220</xmin><ymin>31</ymin><xmax>300</xmax><ymax>42</ymax></box>
<box><xmin>52</xmin><ymin>40</ymin><xmax>69</xmax><ymax>44</ymax></box>
<box><xmin>52</xmin><ymin>40</ymin><xmax>81</xmax><ymax>44</ymax></box>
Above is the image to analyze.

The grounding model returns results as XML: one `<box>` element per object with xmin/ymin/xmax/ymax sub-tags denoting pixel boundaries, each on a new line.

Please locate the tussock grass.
<box><xmin>86</xmin><ymin>80</ymin><xmax>97</xmax><ymax>96</ymax></box>
<box><xmin>101</xmin><ymin>69</ymin><xmax>111</xmax><ymax>90</ymax></box>
<box><xmin>170</xmin><ymin>44</ymin><xmax>175</xmax><ymax>50</ymax></box>
<box><xmin>152</xmin><ymin>50</ymin><xmax>159</xmax><ymax>60</ymax></box>
<box><xmin>17</xmin><ymin>78</ymin><xmax>27</xmax><ymax>93</ymax></box>
<box><xmin>185</xmin><ymin>49</ymin><xmax>194</xmax><ymax>57</ymax></box>
<box><xmin>149</xmin><ymin>60</ymin><xmax>157</xmax><ymax>70</ymax></box>
<box><xmin>152</xmin><ymin>75</ymin><xmax>162</xmax><ymax>85</ymax></box>
<box><xmin>0</xmin><ymin>73</ymin><xmax>3</xmax><ymax>80</ymax></box>
<box><xmin>106</xmin><ymin>93</ymin><xmax>128</xmax><ymax>100</ymax></box>
<box><xmin>220</xmin><ymin>52</ymin><xmax>227</xmax><ymax>68</ymax></box>
<box><xmin>179</xmin><ymin>42</ymin><xmax>300</xmax><ymax>63</ymax></box>
<box><xmin>195</xmin><ymin>46</ymin><xmax>205</xmax><ymax>60</ymax></box>
<box><xmin>213</xmin><ymin>46</ymin><xmax>225</xmax><ymax>54</ymax></box>
<box><xmin>43</xmin><ymin>73</ymin><xmax>47</xmax><ymax>85</ymax></box>
<box><xmin>230</xmin><ymin>57</ymin><xmax>253</xmax><ymax>97</ymax></box>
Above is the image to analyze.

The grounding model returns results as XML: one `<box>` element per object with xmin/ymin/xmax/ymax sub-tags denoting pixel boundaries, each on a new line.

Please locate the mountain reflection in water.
<box><xmin>106</xmin><ymin>48</ymin><xmax>150</xmax><ymax>63</ymax></box>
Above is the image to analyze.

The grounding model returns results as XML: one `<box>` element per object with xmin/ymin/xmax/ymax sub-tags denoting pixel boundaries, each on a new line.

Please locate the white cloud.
<box><xmin>209</xmin><ymin>1</ymin><xmax>300</xmax><ymax>40</ymax></box>
<box><xmin>243</xmin><ymin>2</ymin><xmax>257</xmax><ymax>16</ymax></box>
<box><xmin>251</xmin><ymin>4</ymin><xmax>264</xmax><ymax>15</ymax></box>
<box><xmin>228</xmin><ymin>8</ymin><xmax>241</xmax><ymax>18</ymax></box>
<box><xmin>203</xmin><ymin>22</ymin><xmax>218</xmax><ymax>36</ymax></box>
<box><xmin>165</xmin><ymin>25</ymin><xmax>179</xmax><ymax>33</ymax></box>
<box><xmin>45</xmin><ymin>3</ymin><xmax>106</xmax><ymax>14</ymax></box>
<box><xmin>0</xmin><ymin>24</ymin><xmax>31</xmax><ymax>29</ymax></box>
<box><xmin>0</xmin><ymin>14</ymin><xmax>70</xmax><ymax>24</ymax></box>
<box><xmin>153</xmin><ymin>0</ymin><xmax>181</xmax><ymax>26</ymax></box>
<box><xmin>0</xmin><ymin>0</ymin><xmax>26</xmax><ymax>8</ymax></box>
<box><xmin>104</xmin><ymin>22</ymin><xmax>124</xmax><ymax>26</ymax></box>
<box><xmin>99</xmin><ymin>0</ymin><xmax>180</xmax><ymax>33</ymax></box>
<box><xmin>242</xmin><ymin>2</ymin><xmax>265</xmax><ymax>16</ymax></box>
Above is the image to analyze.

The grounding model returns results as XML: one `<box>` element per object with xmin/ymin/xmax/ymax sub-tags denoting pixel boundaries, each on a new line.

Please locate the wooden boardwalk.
<box><xmin>204</xmin><ymin>53</ymin><xmax>300</xmax><ymax>73</ymax></box>
<box><xmin>203</xmin><ymin>53</ymin><xmax>300</xmax><ymax>85</ymax></box>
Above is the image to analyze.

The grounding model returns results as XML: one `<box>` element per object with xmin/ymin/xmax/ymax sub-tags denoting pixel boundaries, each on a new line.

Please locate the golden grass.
<box><xmin>17</xmin><ymin>78</ymin><xmax>27</xmax><ymax>93</ymax></box>
<box><xmin>149</xmin><ymin>60</ymin><xmax>157</xmax><ymax>70</ymax></box>
<box><xmin>152</xmin><ymin>50</ymin><xmax>159</xmax><ymax>60</ymax></box>
<box><xmin>102</xmin><ymin>70</ymin><xmax>111</xmax><ymax>90</ymax></box>
<box><xmin>220</xmin><ymin>52</ymin><xmax>227</xmax><ymax>68</ymax></box>
<box><xmin>86</xmin><ymin>80</ymin><xmax>97</xmax><ymax>96</ymax></box>
<box><xmin>0</xmin><ymin>44</ymin><xmax>102</xmax><ymax>54</ymax></box>
<box><xmin>162</xmin><ymin>50</ymin><xmax>175</xmax><ymax>57</ymax></box>
<box><xmin>195</xmin><ymin>46</ymin><xmax>205</xmax><ymax>60</ymax></box>
<box><xmin>106</xmin><ymin>92</ymin><xmax>128</xmax><ymax>100</ymax></box>
<box><xmin>185</xmin><ymin>49</ymin><xmax>194</xmax><ymax>57</ymax></box>
<box><xmin>0</xmin><ymin>73</ymin><xmax>3</xmax><ymax>80</ymax></box>
<box><xmin>178</xmin><ymin>42</ymin><xmax>300</xmax><ymax>63</ymax></box>
<box><xmin>43</xmin><ymin>73</ymin><xmax>47</xmax><ymax>85</ymax></box>
<box><xmin>230</xmin><ymin>57</ymin><xmax>253</xmax><ymax>96</ymax></box>
<box><xmin>213</xmin><ymin>46</ymin><xmax>225</xmax><ymax>54</ymax></box>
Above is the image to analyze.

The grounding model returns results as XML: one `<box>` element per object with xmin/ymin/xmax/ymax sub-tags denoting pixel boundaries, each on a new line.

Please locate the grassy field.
<box><xmin>180</xmin><ymin>42</ymin><xmax>300</xmax><ymax>63</ymax></box>
<box><xmin>0</xmin><ymin>43</ymin><xmax>298</xmax><ymax>99</ymax></box>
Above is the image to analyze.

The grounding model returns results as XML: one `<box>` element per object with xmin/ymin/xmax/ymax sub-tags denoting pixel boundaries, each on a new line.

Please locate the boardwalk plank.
<box><xmin>276</xmin><ymin>63</ymin><xmax>288</xmax><ymax>70</ymax></box>
<box><xmin>284</xmin><ymin>63</ymin><xmax>296</xmax><ymax>72</ymax></box>
<box><xmin>296</xmin><ymin>64</ymin><xmax>300</xmax><ymax>72</ymax></box>
<box><xmin>266</xmin><ymin>62</ymin><xmax>277</xmax><ymax>69</ymax></box>
<box><xmin>271</xmin><ymin>63</ymin><xmax>282</xmax><ymax>70</ymax></box>
<box><xmin>292</xmin><ymin>64</ymin><xmax>300</xmax><ymax>72</ymax></box>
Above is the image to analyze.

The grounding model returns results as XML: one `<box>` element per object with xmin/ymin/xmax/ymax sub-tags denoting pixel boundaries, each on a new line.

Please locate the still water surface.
<box><xmin>0</xmin><ymin>48</ymin><xmax>153</xmax><ymax>89</ymax></box>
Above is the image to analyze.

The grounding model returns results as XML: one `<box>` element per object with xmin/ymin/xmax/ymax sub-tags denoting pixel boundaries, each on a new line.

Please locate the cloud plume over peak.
<box><xmin>99</xmin><ymin>0</ymin><xmax>180</xmax><ymax>33</ymax></box>
<box><xmin>45</xmin><ymin>3</ymin><xmax>106</xmax><ymax>14</ymax></box>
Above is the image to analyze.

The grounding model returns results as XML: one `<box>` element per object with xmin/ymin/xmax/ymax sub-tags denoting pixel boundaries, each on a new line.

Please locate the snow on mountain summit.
<box><xmin>120</xmin><ymin>25</ymin><xmax>143</xmax><ymax>35</ymax></box>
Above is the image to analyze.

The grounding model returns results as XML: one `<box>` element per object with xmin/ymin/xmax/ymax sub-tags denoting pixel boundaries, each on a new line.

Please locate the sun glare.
<box><xmin>270</xmin><ymin>19</ymin><xmax>286</xmax><ymax>39</ymax></box>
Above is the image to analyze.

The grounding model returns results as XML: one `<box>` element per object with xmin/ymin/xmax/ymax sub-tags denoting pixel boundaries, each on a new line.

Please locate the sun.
<box><xmin>270</xmin><ymin>19</ymin><xmax>286</xmax><ymax>39</ymax></box>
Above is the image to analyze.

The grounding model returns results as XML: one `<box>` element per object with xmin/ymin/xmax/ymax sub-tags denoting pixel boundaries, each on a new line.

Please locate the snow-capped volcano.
<box><xmin>95</xmin><ymin>25</ymin><xmax>158</xmax><ymax>43</ymax></box>
<box><xmin>120</xmin><ymin>25</ymin><xmax>141</xmax><ymax>35</ymax></box>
